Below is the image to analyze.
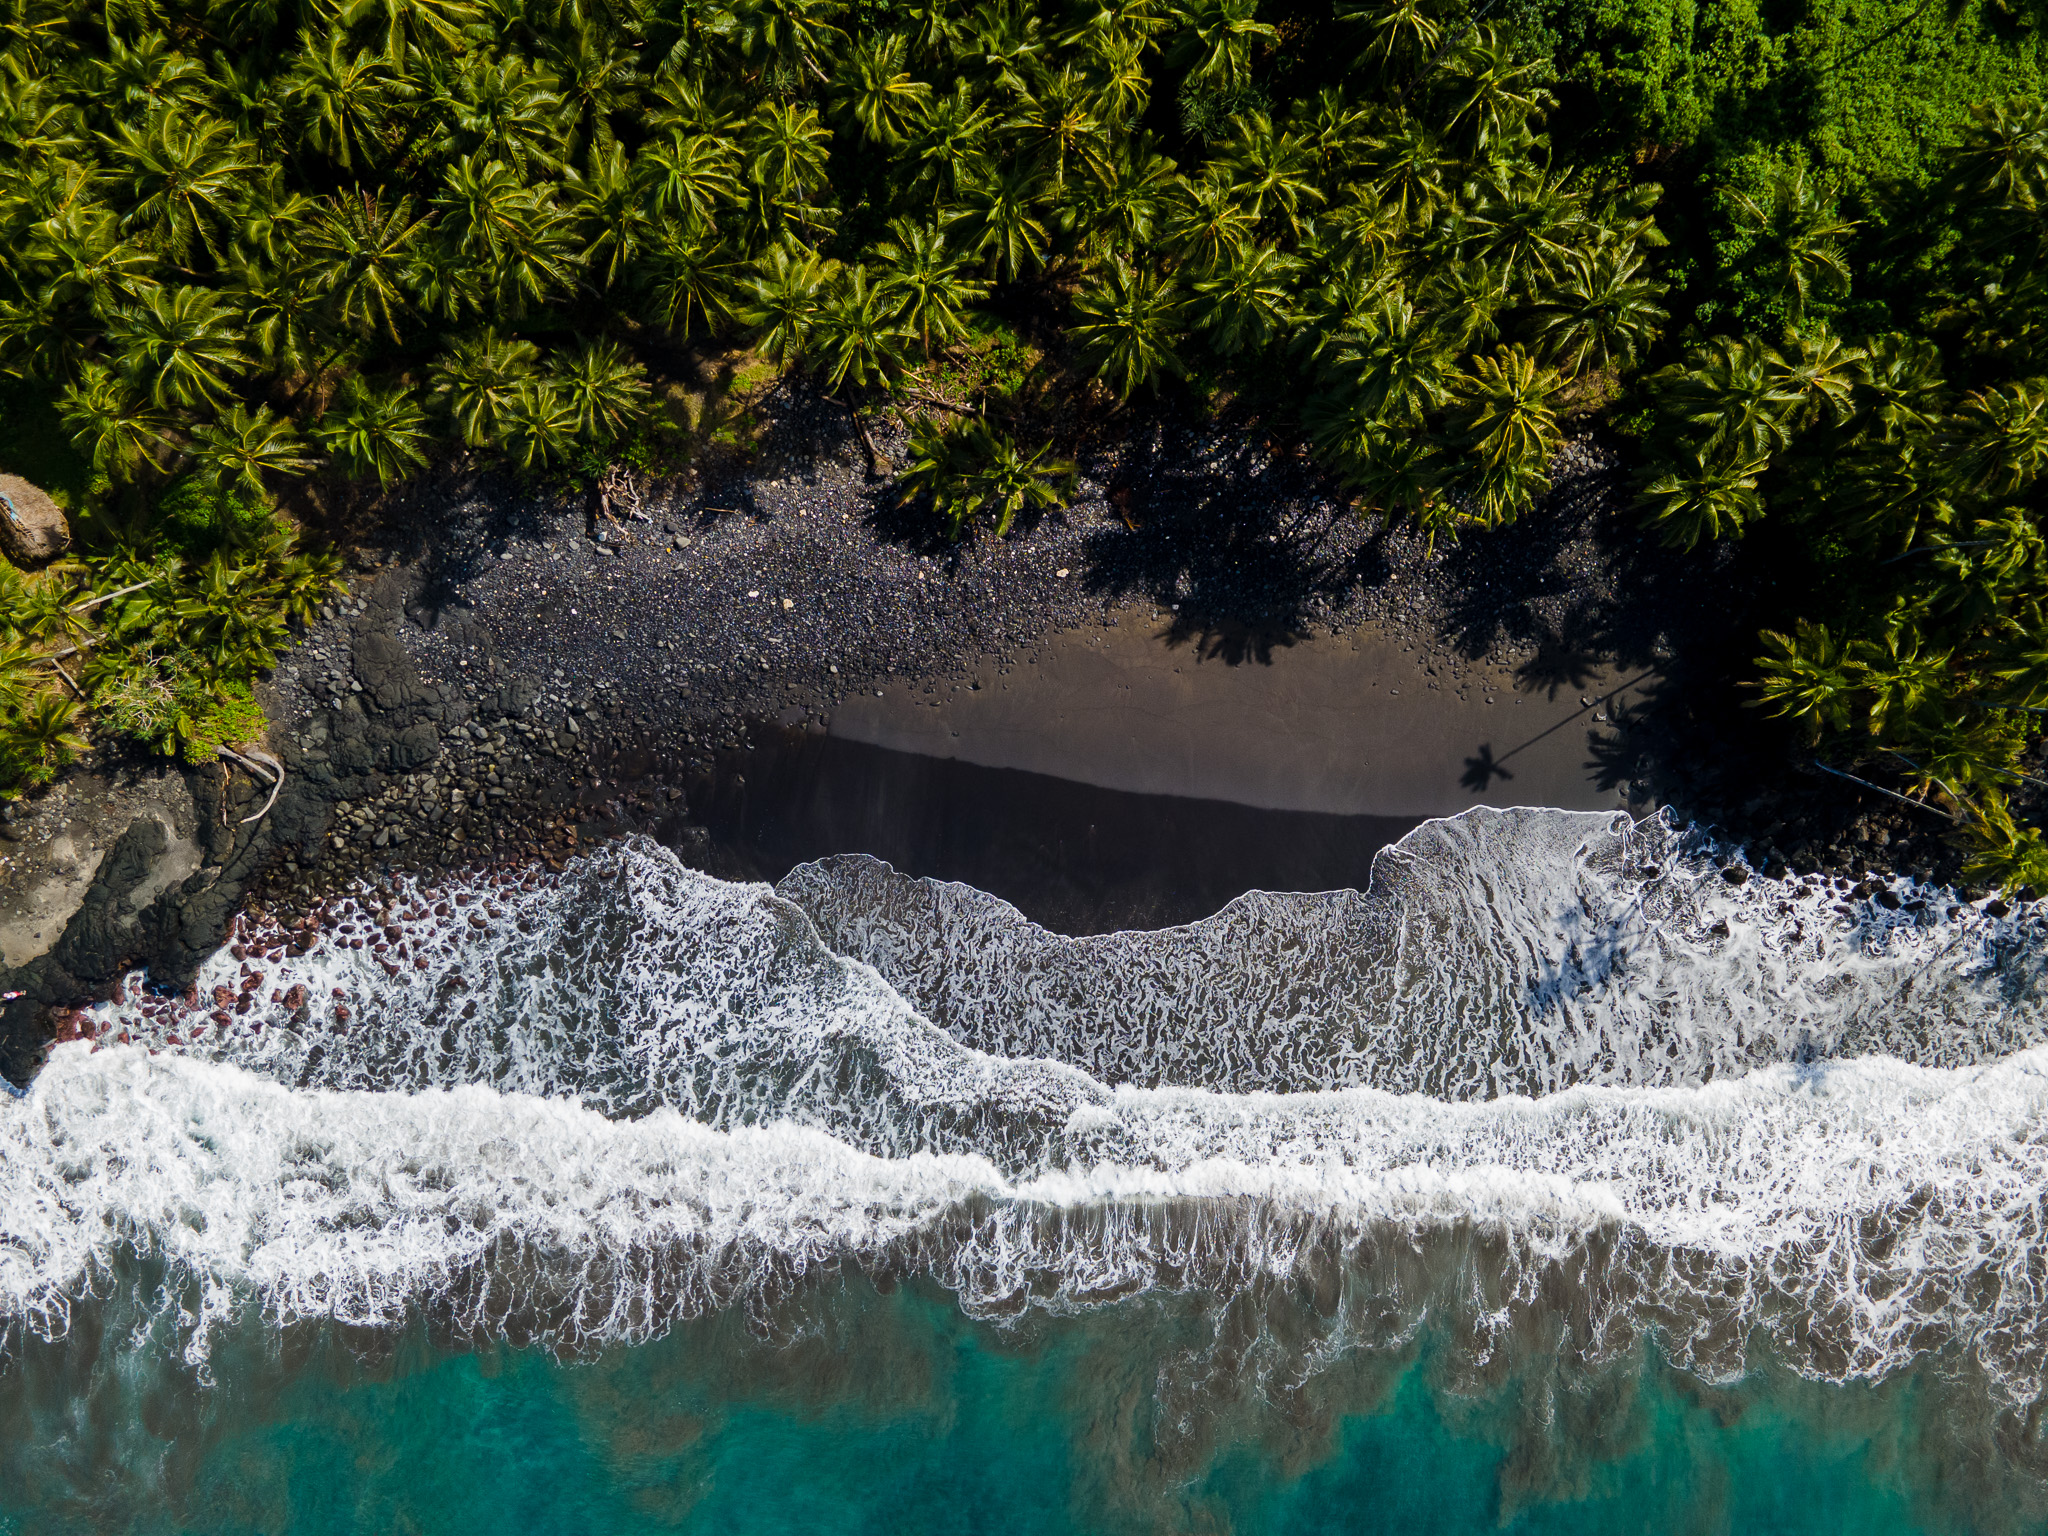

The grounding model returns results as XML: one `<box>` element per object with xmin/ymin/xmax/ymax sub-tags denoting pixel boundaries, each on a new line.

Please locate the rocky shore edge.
<box><xmin>0</xmin><ymin>393</ymin><xmax>2008</xmax><ymax>1084</ymax></box>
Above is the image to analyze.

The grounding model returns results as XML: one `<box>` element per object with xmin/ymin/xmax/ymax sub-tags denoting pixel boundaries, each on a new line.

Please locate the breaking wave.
<box><xmin>7</xmin><ymin>808</ymin><xmax>2048</xmax><ymax>1406</ymax></box>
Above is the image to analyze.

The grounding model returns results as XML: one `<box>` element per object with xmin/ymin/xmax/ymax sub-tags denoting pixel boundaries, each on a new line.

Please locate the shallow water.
<box><xmin>0</xmin><ymin>1278</ymin><xmax>2023</xmax><ymax>1535</ymax></box>
<box><xmin>8</xmin><ymin>808</ymin><xmax>2048</xmax><ymax>1532</ymax></box>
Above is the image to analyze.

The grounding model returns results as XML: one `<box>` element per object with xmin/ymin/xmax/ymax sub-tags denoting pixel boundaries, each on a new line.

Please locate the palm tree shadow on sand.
<box><xmin>1461</xmin><ymin>743</ymin><xmax>1516</xmax><ymax>793</ymax></box>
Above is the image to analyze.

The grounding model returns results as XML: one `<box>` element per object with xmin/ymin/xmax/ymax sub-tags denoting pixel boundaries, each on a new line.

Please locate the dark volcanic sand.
<box><xmin>686</xmin><ymin>728</ymin><xmax>1425</xmax><ymax>932</ymax></box>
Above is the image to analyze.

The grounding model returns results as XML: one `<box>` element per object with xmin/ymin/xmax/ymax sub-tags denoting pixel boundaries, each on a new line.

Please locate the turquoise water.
<box><xmin>4</xmin><ymin>1276</ymin><xmax>2036</xmax><ymax>1536</ymax></box>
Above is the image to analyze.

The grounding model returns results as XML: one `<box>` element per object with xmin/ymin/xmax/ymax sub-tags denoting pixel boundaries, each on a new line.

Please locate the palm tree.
<box><xmin>1727</xmin><ymin>167</ymin><xmax>1856</xmax><ymax>324</ymax></box>
<box><xmin>1363</xmin><ymin>112</ymin><xmax>1445</xmax><ymax>229</ymax></box>
<box><xmin>643</xmin><ymin>69</ymin><xmax>745</xmax><ymax>139</ymax></box>
<box><xmin>960</xmin><ymin>1</ymin><xmax>1048</xmax><ymax>101</ymax></box>
<box><xmin>873</xmin><ymin>221</ymin><xmax>987</xmax><ymax>356</ymax></box>
<box><xmin>434</xmin><ymin>54</ymin><xmax>568</xmax><ymax>173</ymax></box>
<box><xmin>1215</xmin><ymin>113</ymin><xmax>1322</xmax><ymax>232</ymax></box>
<box><xmin>481</xmin><ymin>193</ymin><xmax>582</xmax><ymax>319</ymax></box>
<box><xmin>906</xmin><ymin>82</ymin><xmax>998</xmax><ymax>202</ymax></box>
<box><xmin>570</xmin><ymin>141</ymin><xmax>653</xmax><ymax>291</ymax></box>
<box><xmin>499</xmin><ymin>379</ymin><xmax>578</xmax><ymax>468</ymax></box>
<box><xmin>834</xmin><ymin>32</ymin><xmax>931</xmax><ymax>147</ymax></box>
<box><xmin>740</xmin><ymin>239</ymin><xmax>832</xmax><ymax>365</ymax></box>
<box><xmin>1299</xmin><ymin>86</ymin><xmax>1371</xmax><ymax>174</ymax></box>
<box><xmin>1336</xmin><ymin>423</ymin><xmax>1445</xmax><ymax>525</ymax></box>
<box><xmin>1008</xmin><ymin>65</ymin><xmax>1114</xmax><ymax>196</ymax></box>
<box><xmin>1071</xmin><ymin>258</ymin><xmax>1183</xmax><ymax>396</ymax></box>
<box><xmin>301</xmin><ymin>190</ymin><xmax>426</xmax><ymax>344</ymax></box>
<box><xmin>1652</xmin><ymin>337</ymin><xmax>1802</xmax><ymax>460</ymax></box>
<box><xmin>1071</xmin><ymin>135</ymin><xmax>1175</xmax><ymax>254</ymax></box>
<box><xmin>897</xmin><ymin>416</ymin><xmax>1075</xmax><ymax>539</ymax></box>
<box><xmin>212</xmin><ymin>54</ymin><xmax>280</xmax><ymax>139</ymax></box>
<box><xmin>103</xmin><ymin>106</ymin><xmax>263</xmax><ymax>267</ymax></box>
<box><xmin>1338</xmin><ymin>0</ymin><xmax>1439</xmax><ymax>79</ymax></box>
<box><xmin>947</xmin><ymin>164</ymin><xmax>1051</xmax><ymax>281</ymax></box>
<box><xmin>548</xmin><ymin>28</ymin><xmax>641</xmax><ymax>157</ymax></box>
<box><xmin>428</xmin><ymin>329</ymin><xmax>539</xmax><ymax>447</ymax></box>
<box><xmin>1465</xmin><ymin>166</ymin><xmax>1586</xmax><ymax>293</ymax></box>
<box><xmin>640</xmin><ymin>129</ymin><xmax>741</xmax><ymax>226</ymax></box>
<box><xmin>105</xmin><ymin>283</ymin><xmax>248</xmax><ymax>408</ymax></box>
<box><xmin>8</xmin><ymin>690</ymin><xmax>88</xmax><ymax>778</ymax></box>
<box><xmin>1163</xmin><ymin>0</ymin><xmax>1276</xmax><ymax>92</ymax></box>
<box><xmin>285</xmin><ymin>29</ymin><xmax>407</xmax><ymax>170</ymax></box>
<box><xmin>811</xmin><ymin>266</ymin><xmax>914</xmax><ymax>393</ymax></box>
<box><xmin>191</xmin><ymin>404</ymin><xmax>315</xmax><ymax>498</ymax></box>
<box><xmin>316</xmin><ymin>378</ymin><xmax>432</xmax><ymax>486</ymax></box>
<box><xmin>1056</xmin><ymin>0</ymin><xmax>1173</xmax><ymax>51</ymax></box>
<box><xmin>1161</xmin><ymin>168</ymin><xmax>1254</xmax><ymax>274</ymax></box>
<box><xmin>644</xmin><ymin>220</ymin><xmax>738</xmax><ymax>338</ymax></box>
<box><xmin>91</xmin><ymin>30</ymin><xmax>213</xmax><ymax>115</ymax></box>
<box><xmin>55</xmin><ymin>360</ymin><xmax>172</xmax><ymax>478</ymax></box>
<box><xmin>232</xmin><ymin>251</ymin><xmax>326</xmax><ymax>374</ymax></box>
<box><xmin>742</xmin><ymin>98</ymin><xmax>834</xmax><ymax>239</ymax></box>
<box><xmin>1527</xmin><ymin>247</ymin><xmax>1668</xmax><ymax>375</ymax></box>
<box><xmin>1852</xmin><ymin>333</ymin><xmax>1947</xmax><ymax>442</ymax></box>
<box><xmin>28</xmin><ymin>208</ymin><xmax>161</xmax><ymax>324</ymax></box>
<box><xmin>1086</xmin><ymin>28</ymin><xmax>1152</xmax><ymax>126</ymax></box>
<box><xmin>345</xmin><ymin>0</ymin><xmax>477</xmax><ymax>66</ymax></box>
<box><xmin>431</xmin><ymin>155</ymin><xmax>580</xmax><ymax>318</ymax></box>
<box><xmin>1950</xmin><ymin>380</ymin><xmax>2048</xmax><ymax>496</ymax></box>
<box><xmin>1765</xmin><ymin>325</ymin><xmax>1865</xmax><ymax>429</ymax></box>
<box><xmin>558</xmin><ymin>338</ymin><xmax>653</xmax><ymax>443</ymax></box>
<box><xmin>1192</xmin><ymin>242</ymin><xmax>1298</xmax><ymax>354</ymax></box>
<box><xmin>901</xmin><ymin>0</ymin><xmax>966</xmax><ymax>61</ymax></box>
<box><xmin>962</xmin><ymin>427</ymin><xmax>1077</xmax><ymax>536</ymax></box>
<box><xmin>1947</xmin><ymin>97</ymin><xmax>2048</xmax><ymax>214</ymax></box>
<box><xmin>1753</xmin><ymin>619</ymin><xmax>1860</xmax><ymax>737</ymax></box>
<box><xmin>1441</xmin><ymin>343</ymin><xmax>1560</xmax><ymax>526</ymax></box>
<box><xmin>721</xmin><ymin>0</ymin><xmax>847</xmax><ymax>80</ymax></box>
<box><xmin>1442</xmin><ymin>28</ymin><xmax>1552</xmax><ymax>153</ymax></box>
<box><xmin>1330</xmin><ymin>291</ymin><xmax>1450</xmax><ymax>427</ymax></box>
<box><xmin>1641</xmin><ymin>443</ymin><xmax>1770</xmax><ymax>548</ymax></box>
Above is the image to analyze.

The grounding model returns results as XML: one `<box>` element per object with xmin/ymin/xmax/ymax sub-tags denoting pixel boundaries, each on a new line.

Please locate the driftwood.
<box><xmin>1811</xmin><ymin>759</ymin><xmax>1959</xmax><ymax>822</ymax></box>
<box><xmin>902</xmin><ymin>391</ymin><xmax>981</xmax><ymax>418</ymax></box>
<box><xmin>219</xmin><ymin>745</ymin><xmax>286</xmax><ymax>824</ymax></box>
<box><xmin>834</xmin><ymin>396</ymin><xmax>888</xmax><ymax>478</ymax></box>
<box><xmin>66</xmin><ymin>577</ymin><xmax>156</xmax><ymax>614</ymax></box>
<box><xmin>44</xmin><ymin>656</ymin><xmax>85</xmax><ymax>701</ymax></box>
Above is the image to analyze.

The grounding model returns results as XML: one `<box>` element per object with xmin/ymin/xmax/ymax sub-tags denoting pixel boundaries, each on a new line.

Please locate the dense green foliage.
<box><xmin>0</xmin><ymin>0</ymin><xmax>1687</xmax><ymax>535</ymax></box>
<box><xmin>1638</xmin><ymin>100</ymin><xmax>2048</xmax><ymax>887</ymax></box>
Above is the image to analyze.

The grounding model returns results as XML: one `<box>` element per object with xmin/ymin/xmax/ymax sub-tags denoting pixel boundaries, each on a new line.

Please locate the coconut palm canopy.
<box><xmin>0</xmin><ymin>0</ymin><xmax>1674</xmax><ymax>531</ymax></box>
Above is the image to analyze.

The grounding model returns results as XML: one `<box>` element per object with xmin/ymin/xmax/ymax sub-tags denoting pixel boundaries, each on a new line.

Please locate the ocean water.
<box><xmin>7</xmin><ymin>808</ymin><xmax>2048</xmax><ymax>1533</ymax></box>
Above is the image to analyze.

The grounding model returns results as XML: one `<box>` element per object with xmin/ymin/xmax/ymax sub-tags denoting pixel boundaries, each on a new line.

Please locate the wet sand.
<box><xmin>831</xmin><ymin>607</ymin><xmax>1652</xmax><ymax>819</ymax></box>
<box><xmin>689</xmin><ymin>732</ymin><xmax>1421</xmax><ymax>932</ymax></box>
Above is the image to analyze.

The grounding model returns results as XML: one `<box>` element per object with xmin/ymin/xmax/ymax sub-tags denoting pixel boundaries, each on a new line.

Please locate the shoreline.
<box><xmin>0</xmin><ymin>393</ymin><xmax>1990</xmax><ymax>1078</ymax></box>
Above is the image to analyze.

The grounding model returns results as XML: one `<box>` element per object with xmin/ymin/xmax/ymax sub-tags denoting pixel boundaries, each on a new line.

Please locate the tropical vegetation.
<box><xmin>1638</xmin><ymin>101</ymin><xmax>2048</xmax><ymax>889</ymax></box>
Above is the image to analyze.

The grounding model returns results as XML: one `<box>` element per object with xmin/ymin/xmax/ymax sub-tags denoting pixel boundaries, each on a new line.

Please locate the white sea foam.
<box><xmin>784</xmin><ymin>808</ymin><xmax>2048</xmax><ymax>1095</ymax></box>
<box><xmin>10</xmin><ymin>814</ymin><xmax>2048</xmax><ymax>1403</ymax></box>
